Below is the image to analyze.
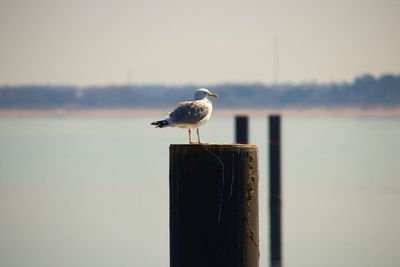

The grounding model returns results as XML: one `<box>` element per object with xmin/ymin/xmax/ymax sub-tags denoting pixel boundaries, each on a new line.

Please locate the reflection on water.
<box><xmin>0</xmin><ymin>116</ymin><xmax>399</xmax><ymax>267</ymax></box>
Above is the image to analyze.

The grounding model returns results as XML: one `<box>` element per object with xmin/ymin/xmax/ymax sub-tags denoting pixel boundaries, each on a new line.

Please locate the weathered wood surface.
<box><xmin>170</xmin><ymin>144</ymin><xmax>259</xmax><ymax>267</ymax></box>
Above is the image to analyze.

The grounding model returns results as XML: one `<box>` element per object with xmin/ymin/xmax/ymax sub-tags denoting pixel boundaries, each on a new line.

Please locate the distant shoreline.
<box><xmin>1</xmin><ymin>107</ymin><xmax>400</xmax><ymax>117</ymax></box>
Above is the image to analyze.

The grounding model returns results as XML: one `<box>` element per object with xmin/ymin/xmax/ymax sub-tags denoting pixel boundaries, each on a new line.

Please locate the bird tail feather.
<box><xmin>151</xmin><ymin>120</ymin><xmax>169</xmax><ymax>128</ymax></box>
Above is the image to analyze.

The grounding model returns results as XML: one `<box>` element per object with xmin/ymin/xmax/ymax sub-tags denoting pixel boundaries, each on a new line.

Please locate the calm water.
<box><xmin>0</xmin><ymin>116</ymin><xmax>399</xmax><ymax>267</ymax></box>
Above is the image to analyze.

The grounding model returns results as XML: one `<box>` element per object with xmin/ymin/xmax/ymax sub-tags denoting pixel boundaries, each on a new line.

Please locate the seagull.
<box><xmin>151</xmin><ymin>88</ymin><xmax>219</xmax><ymax>144</ymax></box>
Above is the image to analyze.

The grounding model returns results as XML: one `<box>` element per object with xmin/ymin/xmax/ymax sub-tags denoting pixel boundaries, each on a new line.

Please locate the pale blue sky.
<box><xmin>0</xmin><ymin>0</ymin><xmax>399</xmax><ymax>85</ymax></box>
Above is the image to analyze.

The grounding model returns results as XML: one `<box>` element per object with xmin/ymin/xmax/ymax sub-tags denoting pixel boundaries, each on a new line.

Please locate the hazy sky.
<box><xmin>0</xmin><ymin>0</ymin><xmax>399</xmax><ymax>85</ymax></box>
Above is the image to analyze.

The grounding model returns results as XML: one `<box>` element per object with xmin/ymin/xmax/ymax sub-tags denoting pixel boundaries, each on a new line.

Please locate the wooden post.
<box><xmin>170</xmin><ymin>144</ymin><xmax>259</xmax><ymax>267</ymax></box>
<box><xmin>235</xmin><ymin>116</ymin><xmax>249</xmax><ymax>144</ymax></box>
<box><xmin>269</xmin><ymin>115</ymin><xmax>282</xmax><ymax>267</ymax></box>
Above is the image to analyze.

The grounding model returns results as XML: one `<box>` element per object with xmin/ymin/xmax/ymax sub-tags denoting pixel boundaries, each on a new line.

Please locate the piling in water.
<box><xmin>235</xmin><ymin>116</ymin><xmax>249</xmax><ymax>144</ymax></box>
<box><xmin>170</xmin><ymin>144</ymin><xmax>259</xmax><ymax>267</ymax></box>
<box><xmin>269</xmin><ymin>115</ymin><xmax>282</xmax><ymax>267</ymax></box>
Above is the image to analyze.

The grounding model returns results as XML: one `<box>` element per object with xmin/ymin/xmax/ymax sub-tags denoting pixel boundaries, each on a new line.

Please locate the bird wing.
<box><xmin>168</xmin><ymin>100</ymin><xmax>210</xmax><ymax>125</ymax></box>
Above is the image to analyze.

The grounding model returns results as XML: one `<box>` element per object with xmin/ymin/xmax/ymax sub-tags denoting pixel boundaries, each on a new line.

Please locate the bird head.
<box><xmin>194</xmin><ymin>88</ymin><xmax>219</xmax><ymax>100</ymax></box>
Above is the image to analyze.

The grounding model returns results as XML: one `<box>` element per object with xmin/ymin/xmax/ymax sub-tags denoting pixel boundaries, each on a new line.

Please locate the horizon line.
<box><xmin>1</xmin><ymin>72</ymin><xmax>400</xmax><ymax>88</ymax></box>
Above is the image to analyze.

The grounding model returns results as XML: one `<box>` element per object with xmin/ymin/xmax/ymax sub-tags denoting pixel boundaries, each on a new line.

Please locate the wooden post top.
<box><xmin>170</xmin><ymin>143</ymin><xmax>258</xmax><ymax>151</ymax></box>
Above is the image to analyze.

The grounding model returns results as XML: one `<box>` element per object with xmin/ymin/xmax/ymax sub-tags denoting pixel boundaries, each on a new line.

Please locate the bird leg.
<box><xmin>197</xmin><ymin>128</ymin><xmax>201</xmax><ymax>144</ymax></box>
<box><xmin>188</xmin><ymin>128</ymin><xmax>192</xmax><ymax>144</ymax></box>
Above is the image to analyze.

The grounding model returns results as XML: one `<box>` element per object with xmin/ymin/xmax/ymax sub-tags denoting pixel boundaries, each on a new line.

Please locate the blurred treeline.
<box><xmin>1</xmin><ymin>74</ymin><xmax>399</xmax><ymax>109</ymax></box>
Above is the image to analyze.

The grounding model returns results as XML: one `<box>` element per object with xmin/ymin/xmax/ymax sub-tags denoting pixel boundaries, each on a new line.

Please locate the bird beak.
<box><xmin>209</xmin><ymin>93</ymin><xmax>219</xmax><ymax>98</ymax></box>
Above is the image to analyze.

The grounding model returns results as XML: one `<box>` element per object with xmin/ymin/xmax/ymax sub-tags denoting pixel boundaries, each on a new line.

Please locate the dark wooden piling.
<box><xmin>269</xmin><ymin>115</ymin><xmax>282</xmax><ymax>267</ymax></box>
<box><xmin>170</xmin><ymin>144</ymin><xmax>259</xmax><ymax>267</ymax></box>
<box><xmin>235</xmin><ymin>116</ymin><xmax>249</xmax><ymax>144</ymax></box>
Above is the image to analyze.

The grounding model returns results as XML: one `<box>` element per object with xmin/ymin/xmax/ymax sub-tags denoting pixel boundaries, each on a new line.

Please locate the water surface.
<box><xmin>0</xmin><ymin>116</ymin><xmax>399</xmax><ymax>267</ymax></box>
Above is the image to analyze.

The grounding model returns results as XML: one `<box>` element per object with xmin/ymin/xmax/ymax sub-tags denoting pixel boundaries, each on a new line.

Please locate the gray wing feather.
<box><xmin>169</xmin><ymin>100</ymin><xmax>209</xmax><ymax>124</ymax></box>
